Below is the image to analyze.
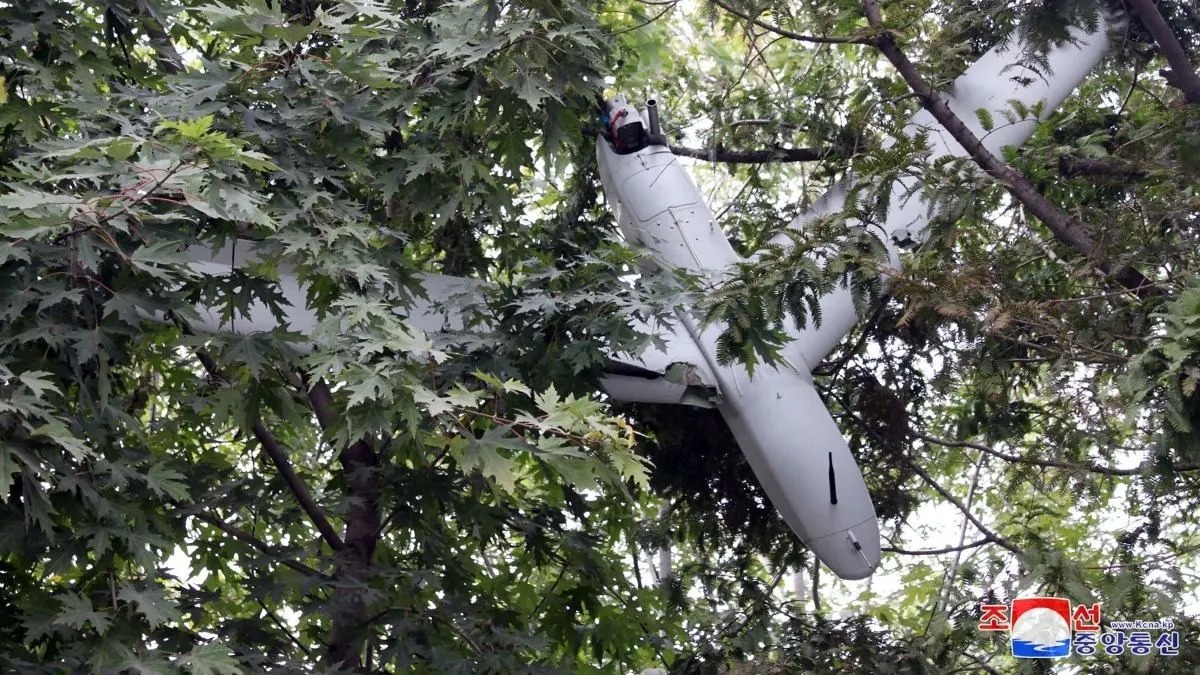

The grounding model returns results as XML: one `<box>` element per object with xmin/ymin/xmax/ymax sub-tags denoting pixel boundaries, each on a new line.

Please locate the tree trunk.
<box><xmin>327</xmin><ymin>439</ymin><xmax>382</xmax><ymax>671</ymax></box>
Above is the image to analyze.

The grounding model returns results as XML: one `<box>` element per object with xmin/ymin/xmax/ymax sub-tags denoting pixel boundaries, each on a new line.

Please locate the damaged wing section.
<box><xmin>600</xmin><ymin>319</ymin><xmax>721</xmax><ymax>408</ymax></box>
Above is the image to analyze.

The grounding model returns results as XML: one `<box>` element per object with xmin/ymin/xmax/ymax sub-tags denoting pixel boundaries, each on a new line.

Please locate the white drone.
<box><xmin>182</xmin><ymin>21</ymin><xmax>1113</xmax><ymax>580</ymax></box>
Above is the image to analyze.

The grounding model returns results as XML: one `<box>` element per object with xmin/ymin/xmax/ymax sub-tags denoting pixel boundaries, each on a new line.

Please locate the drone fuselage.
<box><xmin>595</xmin><ymin>137</ymin><xmax>881</xmax><ymax>578</ymax></box>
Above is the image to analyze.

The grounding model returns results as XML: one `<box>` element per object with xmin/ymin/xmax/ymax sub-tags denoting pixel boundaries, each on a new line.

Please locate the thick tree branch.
<box><xmin>192</xmin><ymin>349</ymin><xmax>346</xmax><ymax>552</ymax></box>
<box><xmin>859</xmin><ymin>0</ymin><xmax>1162</xmax><ymax>299</ymax></box>
<box><xmin>248</xmin><ymin>419</ymin><xmax>347</xmax><ymax>552</ymax></box>
<box><xmin>1127</xmin><ymin>0</ymin><xmax>1200</xmax><ymax>105</ymax></box>
<box><xmin>919</xmin><ymin>433</ymin><xmax>1200</xmax><ymax>475</ymax></box>
<box><xmin>299</xmin><ymin>373</ymin><xmax>382</xmax><ymax>670</ymax></box>
<box><xmin>303</xmin><ymin>375</ymin><xmax>340</xmax><ymax>430</ymax></box>
<box><xmin>670</xmin><ymin>144</ymin><xmax>835</xmax><ymax>163</ymax></box>
<box><xmin>860</xmin><ymin>0</ymin><xmax>883</xmax><ymax>26</ymax></box>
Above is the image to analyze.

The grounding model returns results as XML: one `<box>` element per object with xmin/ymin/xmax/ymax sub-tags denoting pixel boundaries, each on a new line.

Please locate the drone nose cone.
<box><xmin>806</xmin><ymin>517</ymin><xmax>881</xmax><ymax>580</ymax></box>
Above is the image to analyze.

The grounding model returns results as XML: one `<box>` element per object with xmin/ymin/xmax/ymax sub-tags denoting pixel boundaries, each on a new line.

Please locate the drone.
<box><xmin>181</xmin><ymin>19</ymin><xmax>1113</xmax><ymax>580</ymax></box>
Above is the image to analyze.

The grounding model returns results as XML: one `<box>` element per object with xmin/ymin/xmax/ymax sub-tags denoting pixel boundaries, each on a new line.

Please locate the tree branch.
<box><xmin>302</xmin><ymin>375</ymin><xmax>339</xmax><ymax>431</ymax></box>
<box><xmin>810</xmin><ymin>558</ymin><xmax>821</xmax><ymax>617</ymax></box>
<box><xmin>670</xmin><ymin>144</ymin><xmax>835</xmax><ymax>163</ymax></box>
<box><xmin>187</xmin><ymin>508</ymin><xmax>330</xmax><ymax>580</ymax></box>
<box><xmin>132</xmin><ymin>0</ymin><xmax>185</xmax><ymax>74</ymax></box>
<box><xmin>882</xmin><ymin>539</ymin><xmax>990</xmax><ymax>556</ymax></box>
<box><xmin>859</xmin><ymin>0</ymin><xmax>1162</xmax><ymax>299</ymax></box>
<box><xmin>828</xmin><ymin>386</ymin><xmax>1026</xmax><ymax>560</ymax></box>
<box><xmin>257</xmin><ymin>597</ymin><xmax>313</xmax><ymax>656</ymax></box>
<box><xmin>300</xmin><ymin>375</ymin><xmax>381</xmax><ymax>567</ymax></box>
<box><xmin>248</xmin><ymin>419</ymin><xmax>347</xmax><ymax>552</ymax></box>
<box><xmin>710</xmin><ymin>0</ymin><xmax>868</xmax><ymax>45</ymax></box>
<box><xmin>298</xmin><ymin>373</ymin><xmax>382</xmax><ymax>670</ymax></box>
<box><xmin>902</xmin><ymin>457</ymin><xmax>1026</xmax><ymax>559</ymax></box>
<box><xmin>1086</xmin><ymin>543</ymin><xmax>1200</xmax><ymax>570</ymax></box>
<box><xmin>918</xmin><ymin>433</ymin><xmax>1200</xmax><ymax>475</ymax></box>
<box><xmin>1057</xmin><ymin>155</ymin><xmax>1149</xmax><ymax>180</ymax></box>
<box><xmin>433</xmin><ymin>614</ymin><xmax>484</xmax><ymax>655</ymax></box>
<box><xmin>192</xmin><ymin>348</ymin><xmax>345</xmax><ymax>552</ymax></box>
<box><xmin>1127</xmin><ymin>0</ymin><xmax>1200</xmax><ymax>105</ymax></box>
<box><xmin>958</xmin><ymin>650</ymin><xmax>1005</xmax><ymax>675</ymax></box>
<box><xmin>714</xmin><ymin>565</ymin><xmax>786</xmax><ymax>640</ymax></box>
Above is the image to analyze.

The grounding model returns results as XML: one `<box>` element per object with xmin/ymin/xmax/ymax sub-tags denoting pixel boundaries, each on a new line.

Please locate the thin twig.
<box><xmin>957</xmin><ymin>650</ymin><xmax>1005</xmax><ymax>675</ymax></box>
<box><xmin>903</xmin><ymin>458</ymin><xmax>1025</xmax><ymax>559</ymax></box>
<box><xmin>832</xmin><ymin>390</ymin><xmax>1026</xmax><ymax>559</ymax></box>
<box><xmin>711</xmin><ymin>0</ymin><xmax>868</xmax><ymax>45</ymax></box>
<box><xmin>882</xmin><ymin>539</ymin><xmax>990</xmax><ymax>556</ymax></box>
<box><xmin>607</xmin><ymin>0</ymin><xmax>678</xmax><ymax>36</ymax></box>
<box><xmin>1086</xmin><ymin>544</ymin><xmax>1200</xmax><ymax>570</ymax></box>
<box><xmin>930</xmin><ymin>449</ymin><xmax>987</xmax><ymax>635</ymax></box>
<box><xmin>257</xmin><ymin>597</ymin><xmax>312</xmax><ymax>656</ymax></box>
<box><xmin>671</xmin><ymin>143</ymin><xmax>835</xmax><ymax>163</ymax></box>
<box><xmin>918</xmin><ymin>433</ymin><xmax>1200</xmax><ymax>476</ymax></box>
<box><xmin>434</xmin><ymin>614</ymin><xmax>484</xmax><ymax>655</ymax></box>
<box><xmin>188</xmin><ymin>509</ymin><xmax>330</xmax><ymax>580</ymax></box>
<box><xmin>715</xmin><ymin>565</ymin><xmax>787</xmax><ymax>639</ymax></box>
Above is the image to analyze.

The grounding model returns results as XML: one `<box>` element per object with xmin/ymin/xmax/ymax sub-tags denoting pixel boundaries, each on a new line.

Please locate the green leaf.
<box><xmin>461</xmin><ymin>436</ymin><xmax>523</xmax><ymax>493</ymax></box>
<box><xmin>54</xmin><ymin>593</ymin><xmax>111</xmax><ymax>635</ymax></box>
<box><xmin>144</xmin><ymin>462</ymin><xmax>190</xmax><ymax>501</ymax></box>
<box><xmin>546</xmin><ymin>455</ymin><xmax>599</xmax><ymax>491</ymax></box>
<box><xmin>610</xmin><ymin>445</ymin><xmax>651</xmax><ymax>492</ymax></box>
<box><xmin>117</xmin><ymin>584</ymin><xmax>183</xmax><ymax>629</ymax></box>
<box><xmin>157</xmin><ymin>115</ymin><xmax>215</xmax><ymax>141</ymax></box>
<box><xmin>130</xmin><ymin>240</ymin><xmax>195</xmax><ymax>282</ymax></box>
<box><xmin>31</xmin><ymin>419</ymin><xmax>91</xmax><ymax>460</ymax></box>
<box><xmin>345</xmin><ymin>372</ymin><xmax>391</xmax><ymax>406</ymax></box>
<box><xmin>412</xmin><ymin>386</ymin><xmax>455</xmax><ymax>416</ymax></box>
<box><xmin>515</xmin><ymin>75</ymin><xmax>549</xmax><ymax>110</ymax></box>
<box><xmin>179</xmin><ymin>643</ymin><xmax>243</xmax><ymax>675</ymax></box>
<box><xmin>974</xmin><ymin>107</ymin><xmax>994</xmax><ymax>132</ymax></box>
<box><xmin>18</xmin><ymin>370</ymin><xmax>59</xmax><ymax>399</ymax></box>
<box><xmin>104</xmin><ymin>138</ymin><xmax>142</xmax><ymax>161</ymax></box>
<box><xmin>233</xmin><ymin>149</ymin><xmax>281</xmax><ymax>172</ymax></box>
<box><xmin>0</xmin><ymin>187</ymin><xmax>72</xmax><ymax>211</ymax></box>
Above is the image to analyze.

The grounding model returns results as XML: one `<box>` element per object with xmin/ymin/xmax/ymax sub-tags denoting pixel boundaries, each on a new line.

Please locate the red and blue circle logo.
<box><xmin>1010</xmin><ymin>597</ymin><xmax>1072</xmax><ymax>658</ymax></box>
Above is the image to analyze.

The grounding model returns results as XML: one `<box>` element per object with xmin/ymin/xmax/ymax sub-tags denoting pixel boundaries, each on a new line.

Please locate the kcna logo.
<box><xmin>980</xmin><ymin>597</ymin><xmax>1087</xmax><ymax>658</ymax></box>
<box><xmin>979</xmin><ymin>597</ymin><xmax>1180</xmax><ymax>659</ymax></box>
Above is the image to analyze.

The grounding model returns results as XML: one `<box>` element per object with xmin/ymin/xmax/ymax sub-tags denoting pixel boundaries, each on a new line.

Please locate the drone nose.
<box><xmin>806</xmin><ymin>517</ymin><xmax>881</xmax><ymax>580</ymax></box>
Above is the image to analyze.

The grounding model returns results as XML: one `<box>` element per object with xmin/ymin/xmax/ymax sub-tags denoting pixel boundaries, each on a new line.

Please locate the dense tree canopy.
<box><xmin>2</xmin><ymin>0</ymin><xmax>1200</xmax><ymax>672</ymax></box>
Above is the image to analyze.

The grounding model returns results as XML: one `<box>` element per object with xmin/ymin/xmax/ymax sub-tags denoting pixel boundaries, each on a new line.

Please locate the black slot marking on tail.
<box><xmin>827</xmin><ymin>451</ymin><xmax>838</xmax><ymax>505</ymax></box>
